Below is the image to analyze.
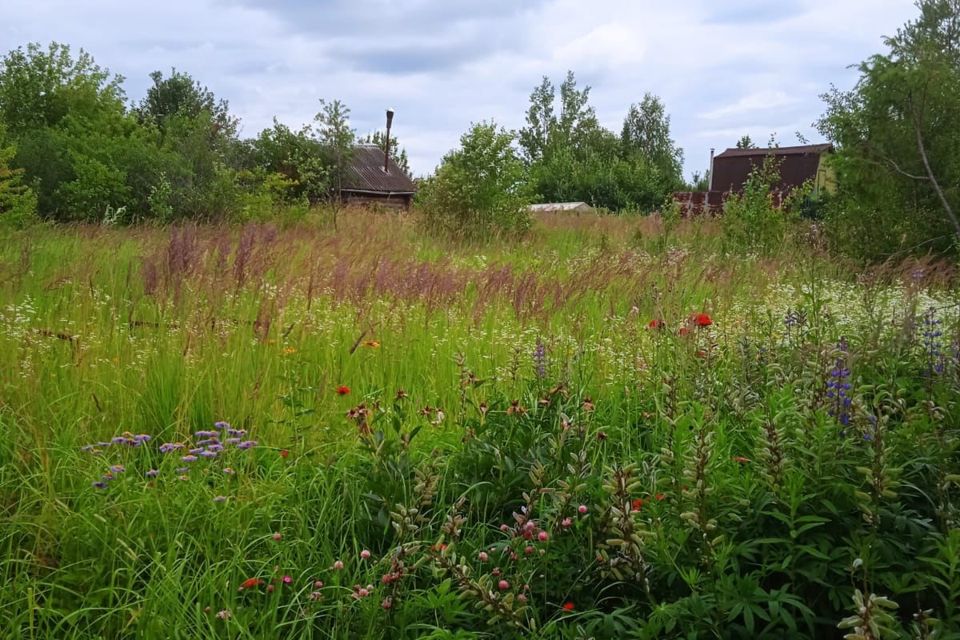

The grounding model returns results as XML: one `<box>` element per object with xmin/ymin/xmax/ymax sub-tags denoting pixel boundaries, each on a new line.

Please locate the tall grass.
<box><xmin>1</xmin><ymin>210</ymin><xmax>958</xmax><ymax>639</ymax></box>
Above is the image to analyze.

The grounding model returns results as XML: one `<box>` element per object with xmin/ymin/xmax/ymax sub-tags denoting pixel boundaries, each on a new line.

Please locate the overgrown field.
<box><xmin>2</xmin><ymin>212</ymin><xmax>960</xmax><ymax>639</ymax></box>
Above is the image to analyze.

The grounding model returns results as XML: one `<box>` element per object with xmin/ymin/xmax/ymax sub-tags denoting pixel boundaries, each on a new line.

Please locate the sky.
<box><xmin>3</xmin><ymin>0</ymin><xmax>919</xmax><ymax>178</ymax></box>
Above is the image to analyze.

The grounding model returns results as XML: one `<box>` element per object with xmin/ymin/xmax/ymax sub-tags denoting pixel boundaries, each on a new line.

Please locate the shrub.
<box><xmin>721</xmin><ymin>157</ymin><xmax>796</xmax><ymax>255</ymax></box>
<box><xmin>417</xmin><ymin>122</ymin><xmax>531</xmax><ymax>241</ymax></box>
<box><xmin>0</xmin><ymin>127</ymin><xmax>38</xmax><ymax>228</ymax></box>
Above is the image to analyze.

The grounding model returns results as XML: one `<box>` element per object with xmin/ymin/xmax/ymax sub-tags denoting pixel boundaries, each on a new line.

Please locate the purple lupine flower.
<box><xmin>159</xmin><ymin>442</ymin><xmax>184</xmax><ymax>453</ymax></box>
<box><xmin>111</xmin><ymin>436</ymin><xmax>131</xmax><ymax>446</ymax></box>
<box><xmin>189</xmin><ymin>448</ymin><xmax>204</xmax><ymax>455</ymax></box>
<box><xmin>181</xmin><ymin>455</ymin><xmax>198</xmax><ymax>463</ymax></box>
<box><xmin>92</xmin><ymin>481</ymin><xmax>108</xmax><ymax>489</ymax></box>
<box><xmin>206</xmin><ymin>443</ymin><xmax>224</xmax><ymax>452</ymax></box>
<box><xmin>237</xmin><ymin>440</ymin><xmax>257</xmax><ymax>450</ymax></box>
<box><xmin>825</xmin><ymin>337</ymin><xmax>852</xmax><ymax>428</ymax></box>
<box><xmin>196</xmin><ymin>438</ymin><xmax>219</xmax><ymax>446</ymax></box>
<box><xmin>199</xmin><ymin>450</ymin><xmax>218</xmax><ymax>459</ymax></box>
<box><xmin>922</xmin><ymin>307</ymin><xmax>945</xmax><ymax>377</ymax></box>
<box><xmin>532</xmin><ymin>338</ymin><xmax>547</xmax><ymax>379</ymax></box>
<box><xmin>133</xmin><ymin>434</ymin><xmax>152</xmax><ymax>443</ymax></box>
<box><xmin>225</xmin><ymin>438</ymin><xmax>242</xmax><ymax>445</ymax></box>
<box><xmin>145</xmin><ymin>469</ymin><xmax>160</xmax><ymax>478</ymax></box>
<box><xmin>227</xmin><ymin>428</ymin><xmax>246</xmax><ymax>437</ymax></box>
<box><xmin>109</xmin><ymin>465</ymin><xmax>125</xmax><ymax>474</ymax></box>
<box><xmin>214</xmin><ymin>421</ymin><xmax>231</xmax><ymax>430</ymax></box>
<box><xmin>194</xmin><ymin>430</ymin><xmax>219</xmax><ymax>438</ymax></box>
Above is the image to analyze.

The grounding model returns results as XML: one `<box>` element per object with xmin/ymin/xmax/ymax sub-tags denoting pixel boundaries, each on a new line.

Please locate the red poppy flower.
<box><xmin>647</xmin><ymin>319</ymin><xmax>665</xmax><ymax>330</ymax></box>
<box><xmin>562</xmin><ymin>601</ymin><xmax>575</xmax><ymax>611</ymax></box>
<box><xmin>279</xmin><ymin>449</ymin><xmax>289</xmax><ymax>459</ymax></box>
<box><xmin>678</xmin><ymin>327</ymin><xmax>691</xmax><ymax>337</ymax></box>
<box><xmin>239</xmin><ymin>577</ymin><xmax>263</xmax><ymax>590</ymax></box>
<box><xmin>631</xmin><ymin>498</ymin><xmax>644</xmax><ymax>512</ymax></box>
<box><xmin>694</xmin><ymin>313</ymin><xmax>712</xmax><ymax>327</ymax></box>
<box><xmin>336</xmin><ymin>385</ymin><xmax>350</xmax><ymax>396</ymax></box>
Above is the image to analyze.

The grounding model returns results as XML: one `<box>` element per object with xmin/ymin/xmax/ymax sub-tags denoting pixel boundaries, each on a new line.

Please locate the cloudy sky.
<box><xmin>4</xmin><ymin>0</ymin><xmax>918</xmax><ymax>178</ymax></box>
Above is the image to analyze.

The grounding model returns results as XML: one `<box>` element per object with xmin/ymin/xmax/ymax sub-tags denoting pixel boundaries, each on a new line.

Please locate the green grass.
<box><xmin>2</xmin><ymin>211</ymin><xmax>959</xmax><ymax>639</ymax></box>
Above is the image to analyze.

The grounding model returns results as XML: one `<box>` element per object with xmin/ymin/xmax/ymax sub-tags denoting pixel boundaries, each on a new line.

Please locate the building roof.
<box><xmin>711</xmin><ymin>143</ymin><xmax>833</xmax><ymax>193</ymax></box>
<box><xmin>341</xmin><ymin>144</ymin><xmax>416</xmax><ymax>195</ymax></box>
<box><xmin>714</xmin><ymin>143</ymin><xmax>833</xmax><ymax>159</ymax></box>
<box><xmin>527</xmin><ymin>202</ymin><xmax>593</xmax><ymax>212</ymax></box>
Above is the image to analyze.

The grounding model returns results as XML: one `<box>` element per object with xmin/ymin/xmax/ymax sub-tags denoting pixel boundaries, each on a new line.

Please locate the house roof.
<box><xmin>341</xmin><ymin>144</ymin><xmax>416</xmax><ymax>195</ymax></box>
<box><xmin>715</xmin><ymin>143</ymin><xmax>833</xmax><ymax>159</ymax></box>
<box><xmin>527</xmin><ymin>202</ymin><xmax>593</xmax><ymax>212</ymax></box>
<box><xmin>711</xmin><ymin>143</ymin><xmax>833</xmax><ymax>193</ymax></box>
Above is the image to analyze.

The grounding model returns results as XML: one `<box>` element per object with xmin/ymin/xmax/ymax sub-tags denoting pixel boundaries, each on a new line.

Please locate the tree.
<box><xmin>138</xmin><ymin>69</ymin><xmax>238</xmax><ymax>142</ymax></box>
<box><xmin>620</xmin><ymin>93</ymin><xmax>684</xmax><ymax>189</ymax></box>
<box><xmin>817</xmin><ymin>0</ymin><xmax>960</xmax><ymax>258</ymax></box>
<box><xmin>417</xmin><ymin>122</ymin><xmax>531</xmax><ymax>240</ymax></box>
<box><xmin>314</xmin><ymin>99</ymin><xmax>355</xmax><ymax>228</ymax></box>
<box><xmin>735</xmin><ymin>135</ymin><xmax>756</xmax><ymax>149</ymax></box>
<box><xmin>0</xmin><ymin>125</ymin><xmax>37</xmax><ymax>228</ymax></box>
<box><xmin>518</xmin><ymin>76</ymin><xmax>555</xmax><ymax>163</ymax></box>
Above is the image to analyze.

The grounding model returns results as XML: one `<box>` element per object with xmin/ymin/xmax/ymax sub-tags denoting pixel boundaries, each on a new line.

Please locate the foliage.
<box><xmin>359</xmin><ymin>129</ymin><xmax>411</xmax><ymax>177</ymax></box>
<box><xmin>817</xmin><ymin>0</ymin><xmax>960</xmax><ymax>260</ymax></box>
<box><xmin>2</xmin><ymin>213</ymin><xmax>959</xmax><ymax>639</ymax></box>
<box><xmin>722</xmin><ymin>157</ymin><xmax>797</xmax><ymax>255</ymax></box>
<box><xmin>417</xmin><ymin>122</ymin><xmax>531</xmax><ymax>240</ymax></box>
<box><xmin>0</xmin><ymin>125</ymin><xmax>38</xmax><ymax>228</ymax></box>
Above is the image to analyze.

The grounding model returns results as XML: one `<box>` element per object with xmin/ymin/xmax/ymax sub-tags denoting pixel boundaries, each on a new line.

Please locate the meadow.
<box><xmin>2</xmin><ymin>211</ymin><xmax>959</xmax><ymax>639</ymax></box>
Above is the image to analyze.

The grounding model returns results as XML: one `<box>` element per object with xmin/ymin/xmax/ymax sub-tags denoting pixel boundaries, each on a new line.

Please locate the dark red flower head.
<box><xmin>678</xmin><ymin>327</ymin><xmax>691</xmax><ymax>337</ymax></box>
<box><xmin>562</xmin><ymin>601</ymin><xmax>575</xmax><ymax>611</ymax></box>
<box><xmin>647</xmin><ymin>319</ymin><xmax>665</xmax><ymax>330</ymax></box>
<box><xmin>336</xmin><ymin>385</ymin><xmax>350</xmax><ymax>396</ymax></box>
<box><xmin>694</xmin><ymin>313</ymin><xmax>712</xmax><ymax>327</ymax></box>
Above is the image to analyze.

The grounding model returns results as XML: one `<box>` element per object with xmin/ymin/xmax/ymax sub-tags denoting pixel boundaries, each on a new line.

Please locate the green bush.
<box><xmin>0</xmin><ymin>127</ymin><xmax>38</xmax><ymax>228</ymax></box>
<box><xmin>722</xmin><ymin>157</ymin><xmax>796</xmax><ymax>255</ymax></box>
<box><xmin>417</xmin><ymin>122</ymin><xmax>532</xmax><ymax>241</ymax></box>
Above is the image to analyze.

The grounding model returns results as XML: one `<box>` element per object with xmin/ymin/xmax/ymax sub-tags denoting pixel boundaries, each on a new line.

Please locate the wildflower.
<box><xmin>283</xmin><ymin>346</ymin><xmax>297</xmax><ymax>355</ymax></box>
<box><xmin>596</xmin><ymin>430</ymin><xmax>607</xmax><ymax>441</ymax></box>
<box><xmin>563</xmin><ymin>602</ymin><xmax>575</xmax><ymax>611</ymax></box>
<box><xmin>111</xmin><ymin>436</ymin><xmax>132</xmax><ymax>446</ymax></box>
<box><xmin>226</xmin><ymin>428</ymin><xmax>246</xmax><ymax>437</ymax></box>
<box><xmin>655</xmin><ymin>493</ymin><xmax>666</xmax><ymax>501</ymax></box>
<box><xmin>133</xmin><ymin>434</ymin><xmax>151</xmax><ymax>444</ymax></box>
<box><xmin>498</xmin><ymin>579</ymin><xmax>510</xmax><ymax>591</ymax></box>
<box><xmin>279</xmin><ymin>449</ymin><xmax>289</xmax><ymax>459</ymax></box>
<box><xmin>238</xmin><ymin>577</ymin><xmax>263</xmax><ymax>591</ymax></box>
<box><xmin>92</xmin><ymin>481</ymin><xmax>107</xmax><ymax>489</ymax></box>
<box><xmin>524</xmin><ymin>545</ymin><xmax>534</xmax><ymax>555</ymax></box>
<box><xmin>826</xmin><ymin>337</ymin><xmax>853</xmax><ymax>428</ymax></box>
<box><xmin>213</xmin><ymin>495</ymin><xmax>227</xmax><ymax>503</ymax></box>
<box><xmin>199</xmin><ymin>450</ymin><xmax>217</xmax><ymax>459</ymax></box>
<box><xmin>561</xmin><ymin>517</ymin><xmax>573</xmax><ymax>528</ymax></box>
<box><xmin>272</xmin><ymin>532</ymin><xmax>282</xmax><ymax>542</ymax></box>
<box><xmin>189</xmin><ymin>448</ymin><xmax>204</xmax><ymax>455</ymax></box>
<box><xmin>214</xmin><ymin>421</ymin><xmax>230</xmax><ymax>430</ymax></box>
<box><xmin>159</xmin><ymin>442</ymin><xmax>183</xmax><ymax>453</ymax></box>
<box><xmin>181</xmin><ymin>455</ymin><xmax>198</xmax><ymax>463</ymax></box>
<box><xmin>282</xmin><ymin>575</ymin><xmax>292</xmax><ymax>585</ymax></box>
<box><xmin>194</xmin><ymin>430</ymin><xmax>218</xmax><ymax>438</ymax></box>
<box><xmin>395</xmin><ymin>389</ymin><xmax>409</xmax><ymax>400</ymax></box>
<box><xmin>363</xmin><ymin>340</ymin><xmax>380</xmax><ymax>348</ymax></box>
<box><xmin>694</xmin><ymin>313</ymin><xmax>712</xmax><ymax>327</ymax></box>
<box><xmin>537</xmin><ymin>531</ymin><xmax>549</xmax><ymax>542</ymax></box>
<box><xmin>309</xmin><ymin>590</ymin><xmax>323</xmax><ymax>601</ymax></box>
<box><xmin>732</xmin><ymin>456</ymin><xmax>751</xmax><ymax>464</ymax></box>
<box><xmin>266</xmin><ymin>584</ymin><xmax>275</xmax><ymax>593</ymax></box>
<box><xmin>631</xmin><ymin>498</ymin><xmax>644</xmax><ymax>512</ymax></box>
<box><xmin>478</xmin><ymin>551</ymin><xmax>489</xmax><ymax>562</ymax></box>
<box><xmin>237</xmin><ymin>440</ymin><xmax>257</xmax><ymax>450</ymax></box>
<box><xmin>647</xmin><ymin>319</ymin><xmax>665</xmax><ymax>330</ymax></box>
<box><xmin>360</xmin><ymin>549</ymin><xmax>371</xmax><ymax>560</ymax></box>
<box><xmin>500</xmin><ymin>524</ymin><xmax>510</xmax><ymax>532</ymax></box>
<box><xmin>336</xmin><ymin>385</ymin><xmax>350</xmax><ymax>396</ymax></box>
<box><xmin>206</xmin><ymin>443</ymin><xmax>224</xmax><ymax>452</ymax></box>
<box><xmin>507</xmin><ymin>400</ymin><xmax>527</xmax><ymax>416</ymax></box>
<box><xmin>216</xmin><ymin>609</ymin><xmax>232</xmax><ymax>620</ymax></box>
<box><xmin>223</xmin><ymin>467</ymin><xmax>235</xmax><ymax>475</ymax></box>
<box><xmin>381</xmin><ymin>596</ymin><xmax>393</xmax><ymax>609</ymax></box>
<box><xmin>678</xmin><ymin>327</ymin><xmax>691</xmax><ymax>337</ymax></box>
<box><xmin>577</xmin><ymin>504</ymin><xmax>588</xmax><ymax>514</ymax></box>
<box><xmin>533</xmin><ymin>338</ymin><xmax>547</xmax><ymax>379</ymax></box>
<box><xmin>922</xmin><ymin>308</ymin><xmax>945</xmax><ymax>377</ymax></box>
<box><xmin>582</xmin><ymin>398</ymin><xmax>595</xmax><ymax>412</ymax></box>
<box><xmin>225</xmin><ymin>438</ymin><xmax>242</xmax><ymax>445</ymax></box>
<box><xmin>109</xmin><ymin>465</ymin><xmax>125</xmax><ymax>474</ymax></box>
<box><xmin>145</xmin><ymin>469</ymin><xmax>159</xmax><ymax>478</ymax></box>
<box><xmin>518</xmin><ymin>593</ymin><xmax>528</xmax><ymax>603</ymax></box>
<box><xmin>332</xmin><ymin>560</ymin><xmax>344</xmax><ymax>571</ymax></box>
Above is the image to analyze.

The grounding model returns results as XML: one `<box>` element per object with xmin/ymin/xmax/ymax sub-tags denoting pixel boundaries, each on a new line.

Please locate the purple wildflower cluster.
<box><xmin>826</xmin><ymin>337</ymin><xmax>853</xmax><ymax>428</ymax></box>
<box><xmin>84</xmin><ymin>421</ymin><xmax>255</xmax><ymax>492</ymax></box>
<box><xmin>532</xmin><ymin>338</ymin><xmax>547</xmax><ymax>379</ymax></box>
